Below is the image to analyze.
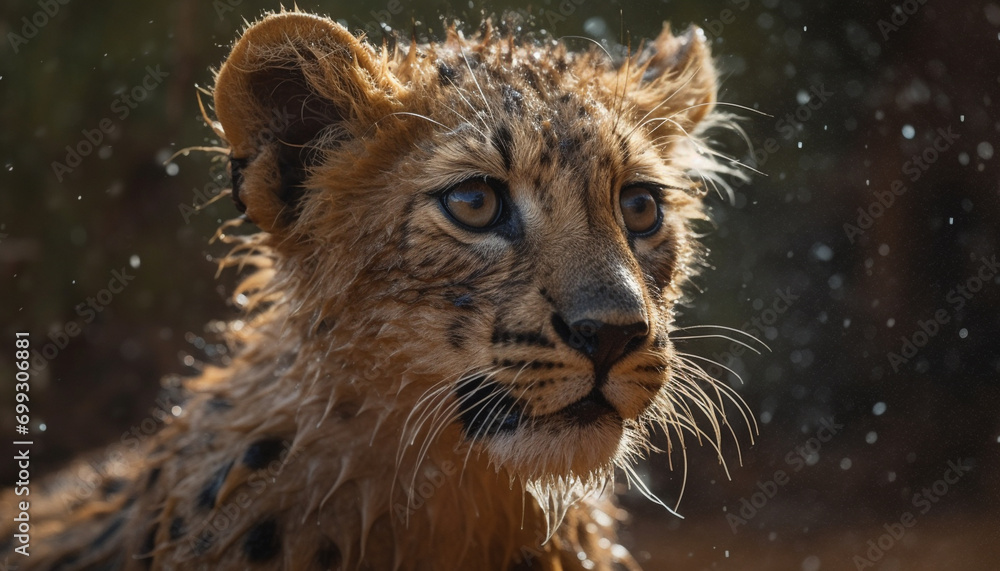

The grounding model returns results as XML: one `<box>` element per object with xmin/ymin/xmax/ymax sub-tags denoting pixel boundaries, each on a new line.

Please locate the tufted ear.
<box><xmin>213</xmin><ymin>12</ymin><xmax>400</xmax><ymax>232</ymax></box>
<box><xmin>627</xmin><ymin>24</ymin><xmax>718</xmax><ymax>139</ymax></box>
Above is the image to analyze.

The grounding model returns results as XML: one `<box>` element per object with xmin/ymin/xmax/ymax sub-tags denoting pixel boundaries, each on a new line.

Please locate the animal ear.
<box><xmin>213</xmin><ymin>12</ymin><xmax>399</xmax><ymax>232</ymax></box>
<box><xmin>627</xmin><ymin>24</ymin><xmax>717</xmax><ymax>138</ymax></box>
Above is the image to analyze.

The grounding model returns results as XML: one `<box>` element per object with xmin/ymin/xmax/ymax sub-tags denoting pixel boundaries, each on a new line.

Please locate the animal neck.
<box><xmin>227</xmin><ymin>321</ymin><xmax>553</xmax><ymax>567</ymax></box>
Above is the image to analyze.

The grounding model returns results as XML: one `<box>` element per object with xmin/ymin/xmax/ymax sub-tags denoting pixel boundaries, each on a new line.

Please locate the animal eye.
<box><xmin>442</xmin><ymin>178</ymin><xmax>501</xmax><ymax>229</ymax></box>
<box><xmin>620</xmin><ymin>185</ymin><xmax>661</xmax><ymax>235</ymax></box>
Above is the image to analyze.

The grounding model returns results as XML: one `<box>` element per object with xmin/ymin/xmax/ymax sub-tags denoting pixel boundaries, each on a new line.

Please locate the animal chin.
<box><xmin>453</xmin><ymin>374</ymin><xmax>637</xmax><ymax>477</ymax></box>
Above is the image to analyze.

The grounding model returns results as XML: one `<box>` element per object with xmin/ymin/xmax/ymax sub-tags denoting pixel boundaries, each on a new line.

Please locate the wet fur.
<box><xmin>1</xmin><ymin>9</ymin><xmax>747</xmax><ymax>570</ymax></box>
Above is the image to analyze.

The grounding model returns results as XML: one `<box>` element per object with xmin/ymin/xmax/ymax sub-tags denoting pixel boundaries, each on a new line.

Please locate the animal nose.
<box><xmin>552</xmin><ymin>315</ymin><xmax>649</xmax><ymax>377</ymax></box>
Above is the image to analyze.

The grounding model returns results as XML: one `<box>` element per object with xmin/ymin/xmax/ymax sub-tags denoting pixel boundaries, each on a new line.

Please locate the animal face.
<box><xmin>214</xmin><ymin>12</ymin><xmax>727</xmax><ymax>485</ymax></box>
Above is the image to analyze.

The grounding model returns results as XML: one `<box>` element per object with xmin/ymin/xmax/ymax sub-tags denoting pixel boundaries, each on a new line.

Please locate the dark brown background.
<box><xmin>2</xmin><ymin>0</ymin><xmax>998</xmax><ymax>568</ymax></box>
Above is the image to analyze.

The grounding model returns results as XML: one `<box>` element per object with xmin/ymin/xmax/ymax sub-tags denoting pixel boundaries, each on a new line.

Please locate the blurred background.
<box><xmin>1</xmin><ymin>0</ymin><xmax>998</xmax><ymax>569</ymax></box>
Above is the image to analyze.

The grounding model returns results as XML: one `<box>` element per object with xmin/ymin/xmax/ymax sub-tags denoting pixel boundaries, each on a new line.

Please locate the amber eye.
<box><xmin>620</xmin><ymin>185</ymin><xmax>661</xmax><ymax>235</ymax></box>
<box><xmin>442</xmin><ymin>178</ymin><xmax>501</xmax><ymax>229</ymax></box>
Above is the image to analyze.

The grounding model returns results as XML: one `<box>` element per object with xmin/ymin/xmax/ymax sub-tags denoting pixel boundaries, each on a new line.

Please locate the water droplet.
<box><xmin>873</xmin><ymin>402</ymin><xmax>887</xmax><ymax>415</ymax></box>
<box><xmin>901</xmin><ymin>124</ymin><xmax>915</xmax><ymax>139</ymax></box>
<box><xmin>129</xmin><ymin>255</ymin><xmax>141</xmax><ymax>269</ymax></box>
<box><xmin>977</xmin><ymin>141</ymin><xmax>994</xmax><ymax>160</ymax></box>
<box><xmin>865</xmin><ymin>431</ymin><xmax>878</xmax><ymax>444</ymax></box>
<box><xmin>959</xmin><ymin>328</ymin><xmax>968</xmax><ymax>339</ymax></box>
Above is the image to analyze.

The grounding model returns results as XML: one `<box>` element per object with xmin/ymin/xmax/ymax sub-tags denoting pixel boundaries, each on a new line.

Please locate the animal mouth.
<box><xmin>558</xmin><ymin>389</ymin><xmax>618</xmax><ymax>426</ymax></box>
<box><xmin>456</xmin><ymin>375</ymin><xmax>621</xmax><ymax>439</ymax></box>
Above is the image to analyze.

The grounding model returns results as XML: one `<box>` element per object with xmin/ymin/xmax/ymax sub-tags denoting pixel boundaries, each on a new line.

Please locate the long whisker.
<box><xmin>671</xmin><ymin>324</ymin><xmax>771</xmax><ymax>351</ymax></box>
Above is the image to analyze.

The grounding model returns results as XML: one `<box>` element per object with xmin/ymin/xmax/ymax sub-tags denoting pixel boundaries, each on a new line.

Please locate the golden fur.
<box><xmin>1</xmin><ymin>10</ymin><xmax>747</xmax><ymax>570</ymax></box>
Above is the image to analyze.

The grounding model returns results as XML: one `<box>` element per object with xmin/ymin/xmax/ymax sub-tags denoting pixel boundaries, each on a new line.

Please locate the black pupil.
<box><xmin>626</xmin><ymin>194</ymin><xmax>652</xmax><ymax>215</ymax></box>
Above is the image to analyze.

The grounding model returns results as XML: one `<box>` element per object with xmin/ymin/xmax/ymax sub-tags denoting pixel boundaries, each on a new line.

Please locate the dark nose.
<box><xmin>552</xmin><ymin>315</ymin><xmax>649</xmax><ymax>378</ymax></box>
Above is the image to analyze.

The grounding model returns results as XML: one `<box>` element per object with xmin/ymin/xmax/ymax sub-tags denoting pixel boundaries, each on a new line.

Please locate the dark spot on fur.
<box><xmin>169</xmin><ymin>517</ymin><xmax>185</xmax><ymax>540</ymax></box>
<box><xmin>122</xmin><ymin>493</ymin><xmax>138</xmax><ymax>509</ymax></box>
<box><xmin>146</xmin><ymin>467</ymin><xmax>162</xmax><ymax>490</ymax></box>
<box><xmin>242</xmin><ymin>438</ymin><xmax>286</xmax><ymax>470</ymax></box>
<box><xmin>502</xmin><ymin>84</ymin><xmax>524</xmax><ymax>113</ymax></box>
<box><xmin>243</xmin><ymin>518</ymin><xmax>281</xmax><ymax>562</ymax></box>
<box><xmin>139</xmin><ymin>523</ymin><xmax>158</xmax><ymax>567</ymax></box>
<box><xmin>497</xmin><ymin>358</ymin><xmax>561</xmax><ymax>370</ymax></box>
<box><xmin>447</xmin><ymin>316</ymin><xmax>469</xmax><ymax>350</ymax></box>
<box><xmin>207</xmin><ymin>396</ymin><xmax>233</xmax><ymax>411</ymax></box>
<box><xmin>229</xmin><ymin>157</ymin><xmax>248</xmax><ymax>213</ymax></box>
<box><xmin>197</xmin><ymin>460</ymin><xmax>234</xmax><ymax>509</ymax></box>
<box><xmin>101</xmin><ymin>478</ymin><xmax>126</xmax><ymax>497</ymax></box>
<box><xmin>521</xmin><ymin>67</ymin><xmax>540</xmax><ymax>93</ymax></box>
<box><xmin>452</xmin><ymin>293</ymin><xmax>474</xmax><ymax>308</ymax></box>
<box><xmin>559</xmin><ymin>136</ymin><xmax>582</xmax><ymax>162</ymax></box>
<box><xmin>317</xmin><ymin>317</ymin><xmax>335</xmax><ymax>333</ymax></box>
<box><xmin>193</xmin><ymin>529</ymin><xmax>215</xmax><ymax>555</ymax></box>
<box><xmin>539</xmin><ymin>151</ymin><xmax>551</xmax><ymax>167</ymax></box>
<box><xmin>438</xmin><ymin>61</ymin><xmax>458</xmax><ymax>85</ymax></box>
<box><xmin>492</xmin><ymin>125</ymin><xmax>514</xmax><ymax>172</ymax></box>
<box><xmin>316</xmin><ymin>541</ymin><xmax>343</xmax><ymax>569</ymax></box>
<box><xmin>492</xmin><ymin>328</ymin><xmax>556</xmax><ymax>349</ymax></box>
<box><xmin>91</xmin><ymin>516</ymin><xmax>125</xmax><ymax>549</ymax></box>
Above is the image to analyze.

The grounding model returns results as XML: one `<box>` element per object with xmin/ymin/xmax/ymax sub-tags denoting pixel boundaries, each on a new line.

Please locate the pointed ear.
<box><xmin>628</xmin><ymin>24</ymin><xmax>717</xmax><ymax>139</ymax></box>
<box><xmin>213</xmin><ymin>12</ymin><xmax>399</xmax><ymax>232</ymax></box>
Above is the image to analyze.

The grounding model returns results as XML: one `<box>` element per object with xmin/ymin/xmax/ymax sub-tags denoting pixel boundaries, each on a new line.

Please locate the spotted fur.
<box><xmin>1</xmin><ymin>9</ymin><xmax>747</xmax><ymax>570</ymax></box>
